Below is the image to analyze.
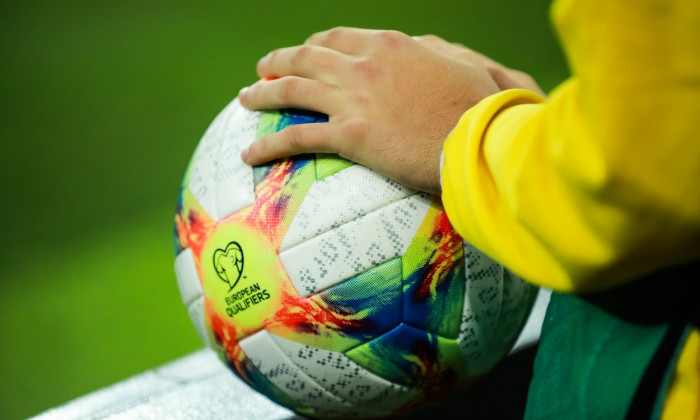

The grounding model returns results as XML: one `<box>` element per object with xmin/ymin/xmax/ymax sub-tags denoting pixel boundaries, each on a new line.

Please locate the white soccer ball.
<box><xmin>173</xmin><ymin>98</ymin><xmax>537</xmax><ymax>418</ymax></box>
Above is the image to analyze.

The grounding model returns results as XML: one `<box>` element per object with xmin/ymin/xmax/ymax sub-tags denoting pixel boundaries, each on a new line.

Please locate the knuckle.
<box><xmin>419</xmin><ymin>34</ymin><xmax>441</xmax><ymax>44</ymax></box>
<box><xmin>290</xmin><ymin>45</ymin><xmax>312</xmax><ymax>66</ymax></box>
<box><xmin>305</xmin><ymin>33</ymin><xmax>319</xmax><ymax>45</ymax></box>
<box><xmin>460</xmin><ymin>47</ymin><xmax>477</xmax><ymax>59</ymax></box>
<box><xmin>513</xmin><ymin>69</ymin><xmax>534</xmax><ymax>82</ymax></box>
<box><xmin>487</xmin><ymin>64</ymin><xmax>506</xmax><ymax>78</ymax></box>
<box><xmin>351</xmin><ymin>57</ymin><xmax>381</xmax><ymax>79</ymax></box>
<box><xmin>373</xmin><ymin>29</ymin><xmax>409</xmax><ymax>48</ymax></box>
<box><xmin>279</xmin><ymin>77</ymin><xmax>303</xmax><ymax>101</ymax></box>
<box><xmin>309</xmin><ymin>26</ymin><xmax>347</xmax><ymax>45</ymax></box>
<box><xmin>451</xmin><ymin>41</ymin><xmax>470</xmax><ymax>53</ymax></box>
<box><xmin>343</xmin><ymin>119</ymin><xmax>369</xmax><ymax>145</ymax></box>
<box><xmin>285</xmin><ymin>125</ymin><xmax>307</xmax><ymax>150</ymax></box>
<box><xmin>326</xmin><ymin>26</ymin><xmax>348</xmax><ymax>41</ymax></box>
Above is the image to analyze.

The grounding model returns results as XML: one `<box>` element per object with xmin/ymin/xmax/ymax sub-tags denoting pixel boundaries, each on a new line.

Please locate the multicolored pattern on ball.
<box><xmin>173</xmin><ymin>99</ymin><xmax>536</xmax><ymax>418</ymax></box>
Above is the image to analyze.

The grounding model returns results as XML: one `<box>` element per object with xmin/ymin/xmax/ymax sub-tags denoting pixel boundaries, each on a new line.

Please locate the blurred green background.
<box><xmin>0</xmin><ymin>1</ymin><xmax>567</xmax><ymax>418</ymax></box>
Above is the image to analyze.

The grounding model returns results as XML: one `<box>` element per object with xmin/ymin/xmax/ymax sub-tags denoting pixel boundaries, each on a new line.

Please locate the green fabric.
<box><xmin>525</xmin><ymin>292</ymin><xmax>667</xmax><ymax>420</ymax></box>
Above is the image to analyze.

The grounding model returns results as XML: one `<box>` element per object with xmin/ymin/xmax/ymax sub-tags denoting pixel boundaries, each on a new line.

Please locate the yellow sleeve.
<box><xmin>661</xmin><ymin>329</ymin><xmax>700</xmax><ymax>420</ymax></box>
<box><xmin>441</xmin><ymin>0</ymin><xmax>700</xmax><ymax>292</ymax></box>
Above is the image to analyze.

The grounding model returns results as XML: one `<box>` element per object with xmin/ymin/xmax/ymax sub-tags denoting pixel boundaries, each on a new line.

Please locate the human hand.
<box><xmin>414</xmin><ymin>35</ymin><xmax>545</xmax><ymax>97</ymax></box>
<box><xmin>239</xmin><ymin>28</ymin><xmax>528</xmax><ymax>193</ymax></box>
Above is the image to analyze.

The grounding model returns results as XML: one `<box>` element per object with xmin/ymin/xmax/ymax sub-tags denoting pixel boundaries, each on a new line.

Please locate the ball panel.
<box><xmin>186</xmin><ymin>99</ymin><xmax>237</xmax><ymax>220</ymax></box>
<box><xmin>457</xmin><ymin>242</ymin><xmax>507</xmax><ymax>375</ymax></box>
<box><xmin>174</xmin><ymin>247</ymin><xmax>203</xmax><ymax>307</ymax></box>
<box><xmin>498</xmin><ymin>270</ymin><xmax>539</xmax><ymax>345</ymax></box>
<box><xmin>268</xmin><ymin>332</ymin><xmax>418</xmax><ymax>412</ymax></box>
<box><xmin>213</xmin><ymin>103</ymin><xmax>257</xmax><ymax>220</ymax></box>
<box><xmin>401</xmin><ymin>201</ymin><xmax>466</xmax><ymax>338</ymax></box>
<box><xmin>249</xmin><ymin>157</ymin><xmax>318</xmax><ymax>249</ymax></box>
<box><xmin>314</xmin><ymin>153</ymin><xmax>355</xmax><ymax>180</ymax></box>
<box><xmin>280</xmin><ymin>164</ymin><xmax>414</xmax><ymax>253</ymax></box>
<box><xmin>187</xmin><ymin>295</ymin><xmax>211</xmax><ymax>347</ymax></box>
<box><xmin>174</xmin><ymin>175</ymin><xmax>217</xmax><ymax>257</ymax></box>
<box><xmin>279</xmin><ymin>193</ymin><xmax>431</xmax><ymax>297</ymax></box>
<box><xmin>256</xmin><ymin>109</ymin><xmax>327</xmax><ymax>139</ymax></box>
<box><xmin>208</xmin><ymin>322</ymin><xmax>315</xmax><ymax>418</ymax></box>
<box><xmin>265</xmin><ymin>258</ymin><xmax>403</xmax><ymax>353</ymax></box>
<box><xmin>239</xmin><ymin>330</ymin><xmax>383</xmax><ymax>418</ymax></box>
<box><xmin>199</xmin><ymin>218</ymin><xmax>297</xmax><ymax>342</ymax></box>
<box><xmin>476</xmin><ymin>270</ymin><xmax>537</xmax><ymax>369</ymax></box>
<box><xmin>345</xmin><ymin>323</ymin><xmax>468</xmax><ymax>388</ymax></box>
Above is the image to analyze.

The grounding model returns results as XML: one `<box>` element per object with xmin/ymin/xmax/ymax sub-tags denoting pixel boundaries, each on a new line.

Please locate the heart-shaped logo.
<box><xmin>213</xmin><ymin>241</ymin><xmax>244</xmax><ymax>290</ymax></box>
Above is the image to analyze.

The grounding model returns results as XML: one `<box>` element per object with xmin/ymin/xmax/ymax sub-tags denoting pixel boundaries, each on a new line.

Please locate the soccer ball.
<box><xmin>173</xmin><ymin>98</ymin><xmax>537</xmax><ymax>418</ymax></box>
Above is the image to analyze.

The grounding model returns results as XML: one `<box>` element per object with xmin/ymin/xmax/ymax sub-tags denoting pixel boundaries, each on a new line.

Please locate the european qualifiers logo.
<box><xmin>212</xmin><ymin>241</ymin><xmax>270</xmax><ymax>318</ymax></box>
<box><xmin>213</xmin><ymin>241</ymin><xmax>244</xmax><ymax>290</ymax></box>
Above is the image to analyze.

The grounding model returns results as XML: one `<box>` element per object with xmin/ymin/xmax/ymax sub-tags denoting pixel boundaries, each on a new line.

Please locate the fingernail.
<box><xmin>240</xmin><ymin>147</ymin><xmax>249</xmax><ymax>162</ymax></box>
<box><xmin>238</xmin><ymin>86</ymin><xmax>248</xmax><ymax>98</ymax></box>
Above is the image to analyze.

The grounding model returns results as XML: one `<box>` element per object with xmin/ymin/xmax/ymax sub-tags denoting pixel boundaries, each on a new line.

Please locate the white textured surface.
<box><xmin>456</xmin><ymin>243</ymin><xmax>528</xmax><ymax>376</ymax></box>
<box><xmin>280</xmin><ymin>165</ymin><xmax>414</xmax><ymax>252</ymax></box>
<box><xmin>187</xmin><ymin>98</ymin><xmax>257</xmax><ymax>221</ymax></box>
<box><xmin>175</xmin><ymin>250</ymin><xmax>211</xmax><ymax>347</ymax></box>
<box><xmin>186</xmin><ymin>100</ymin><xmax>228</xmax><ymax>219</ymax></box>
<box><xmin>213</xmin><ymin>102</ymin><xmax>258</xmax><ymax>220</ymax></box>
<box><xmin>456</xmin><ymin>243</ymin><xmax>503</xmax><ymax>360</ymax></box>
<box><xmin>187</xmin><ymin>296</ymin><xmax>210</xmax><ymax>347</ymax></box>
<box><xmin>239</xmin><ymin>331</ymin><xmax>382</xmax><ymax>417</ymax></box>
<box><xmin>268</xmin><ymin>333</ymin><xmax>418</xmax><ymax>412</ymax></box>
<box><xmin>489</xmin><ymin>271</ymin><xmax>537</xmax><ymax>355</ymax></box>
<box><xmin>174</xmin><ymin>248</ymin><xmax>202</xmax><ymax>307</ymax></box>
<box><xmin>280</xmin><ymin>193</ymin><xmax>432</xmax><ymax>297</ymax></box>
<box><xmin>31</xmin><ymin>349</ymin><xmax>301</xmax><ymax>420</ymax></box>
